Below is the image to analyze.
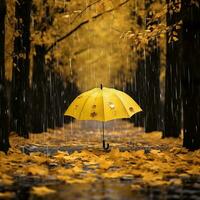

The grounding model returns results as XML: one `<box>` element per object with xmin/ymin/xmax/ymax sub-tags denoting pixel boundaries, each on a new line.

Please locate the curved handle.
<box><xmin>103</xmin><ymin>140</ymin><xmax>110</xmax><ymax>150</ymax></box>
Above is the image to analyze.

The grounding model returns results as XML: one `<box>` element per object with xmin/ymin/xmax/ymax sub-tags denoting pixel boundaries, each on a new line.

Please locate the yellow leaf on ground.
<box><xmin>0</xmin><ymin>174</ymin><xmax>14</xmax><ymax>185</ymax></box>
<box><xmin>65</xmin><ymin>178</ymin><xmax>86</xmax><ymax>184</ymax></box>
<box><xmin>142</xmin><ymin>172</ymin><xmax>163</xmax><ymax>183</ymax></box>
<box><xmin>31</xmin><ymin>186</ymin><xmax>56</xmax><ymax>196</ymax></box>
<box><xmin>102</xmin><ymin>171</ymin><xmax>125</xmax><ymax>179</ymax></box>
<box><xmin>178</xmin><ymin>173</ymin><xmax>190</xmax><ymax>178</ymax></box>
<box><xmin>53</xmin><ymin>151</ymin><xmax>69</xmax><ymax>160</ymax></box>
<box><xmin>25</xmin><ymin>165</ymin><xmax>49</xmax><ymax>176</ymax></box>
<box><xmin>107</xmin><ymin>148</ymin><xmax>121</xmax><ymax>159</ymax></box>
<box><xmin>0</xmin><ymin>152</ymin><xmax>6</xmax><ymax>158</ymax></box>
<box><xmin>56</xmin><ymin>175</ymin><xmax>71</xmax><ymax>183</ymax></box>
<box><xmin>98</xmin><ymin>158</ymin><xmax>114</xmax><ymax>170</ymax></box>
<box><xmin>56</xmin><ymin>165</ymin><xmax>83</xmax><ymax>176</ymax></box>
<box><xmin>0</xmin><ymin>191</ymin><xmax>16</xmax><ymax>199</ymax></box>
<box><xmin>131</xmin><ymin>184</ymin><xmax>142</xmax><ymax>191</ymax></box>
<box><xmin>149</xmin><ymin>180</ymin><xmax>170</xmax><ymax>186</ymax></box>
<box><xmin>121</xmin><ymin>151</ymin><xmax>133</xmax><ymax>160</ymax></box>
<box><xmin>132</xmin><ymin>150</ymin><xmax>147</xmax><ymax>159</ymax></box>
<box><xmin>169</xmin><ymin>178</ymin><xmax>182</xmax><ymax>185</ymax></box>
<box><xmin>186</xmin><ymin>167</ymin><xmax>200</xmax><ymax>175</ymax></box>
<box><xmin>29</xmin><ymin>154</ymin><xmax>48</xmax><ymax>164</ymax></box>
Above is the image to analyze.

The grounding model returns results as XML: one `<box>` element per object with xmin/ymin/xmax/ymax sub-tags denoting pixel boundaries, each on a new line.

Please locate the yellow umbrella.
<box><xmin>65</xmin><ymin>84</ymin><xmax>142</xmax><ymax>150</ymax></box>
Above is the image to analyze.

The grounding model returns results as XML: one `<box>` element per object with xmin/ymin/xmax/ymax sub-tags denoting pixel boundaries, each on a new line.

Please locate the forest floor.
<box><xmin>1</xmin><ymin>120</ymin><xmax>200</xmax><ymax>200</ymax></box>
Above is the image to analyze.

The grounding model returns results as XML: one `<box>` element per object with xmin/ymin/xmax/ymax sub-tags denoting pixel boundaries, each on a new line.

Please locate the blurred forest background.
<box><xmin>0</xmin><ymin>0</ymin><xmax>200</xmax><ymax>152</ymax></box>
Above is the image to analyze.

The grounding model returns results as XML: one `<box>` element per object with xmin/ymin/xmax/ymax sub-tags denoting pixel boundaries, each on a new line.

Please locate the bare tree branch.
<box><xmin>70</xmin><ymin>0</ymin><xmax>102</xmax><ymax>24</ymax></box>
<box><xmin>46</xmin><ymin>0</ymin><xmax>130</xmax><ymax>53</ymax></box>
<box><xmin>92</xmin><ymin>0</ymin><xmax>129</xmax><ymax>19</ymax></box>
<box><xmin>73</xmin><ymin>47</ymin><xmax>90</xmax><ymax>56</ymax></box>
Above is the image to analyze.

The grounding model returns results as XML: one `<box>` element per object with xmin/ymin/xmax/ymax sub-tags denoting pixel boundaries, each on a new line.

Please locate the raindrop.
<box><xmin>70</xmin><ymin>118</ymin><xmax>73</xmax><ymax>134</ymax></box>
<box><xmin>69</xmin><ymin>58</ymin><xmax>73</xmax><ymax>75</ymax></box>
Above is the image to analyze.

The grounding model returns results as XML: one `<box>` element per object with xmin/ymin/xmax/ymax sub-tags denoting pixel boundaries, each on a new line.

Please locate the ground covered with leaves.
<box><xmin>1</xmin><ymin>120</ymin><xmax>200</xmax><ymax>199</ymax></box>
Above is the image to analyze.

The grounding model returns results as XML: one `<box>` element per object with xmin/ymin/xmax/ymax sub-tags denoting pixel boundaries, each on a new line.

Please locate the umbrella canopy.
<box><xmin>65</xmin><ymin>86</ymin><xmax>142</xmax><ymax>121</ymax></box>
<box><xmin>65</xmin><ymin>85</ymin><xmax>142</xmax><ymax>150</ymax></box>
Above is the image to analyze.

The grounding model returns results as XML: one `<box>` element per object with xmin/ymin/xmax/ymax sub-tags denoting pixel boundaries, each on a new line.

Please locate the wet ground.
<box><xmin>2</xmin><ymin>174</ymin><xmax>200</xmax><ymax>200</ymax></box>
<box><xmin>1</xmin><ymin>120</ymin><xmax>200</xmax><ymax>200</ymax></box>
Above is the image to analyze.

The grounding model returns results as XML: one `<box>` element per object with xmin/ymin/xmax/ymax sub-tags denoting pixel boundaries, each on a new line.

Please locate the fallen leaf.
<box><xmin>131</xmin><ymin>184</ymin><xmax>142</xmax><ymax>191</ymax></box>
<box><xmin>102</xmin><ymin>171</ymin><xmax>125</xmax><ymax>179</ymax></box>
<box><xmin>0</xmin><ymin>191</ymin><xmax>16</xmax><ymax>199</ymax></box>
<box><xmin>31</xmin><ymin>186</ymin><xmax>56</xmax><ymax>196</ymax></box>
<box><xmin>98</xmin><ymin>157</ymin><xmax>114</xmax><ymax>170</ymax></box>
<box><xmin>25</xmin><ymin>165</ymin><xmax>49</xmax><ymax>176</ymax></box>
<box><xmin>169</xmin><ymin>178</ymin><xmax>182</xmax><ymax>185</ymax></box>
<box><xmin>0</xmin><ymin>174</ymin><xmax>14</xmax><ymax>185</ymax></box>
<box><xmin>29</xmin><ymin>153</ymin><xmax>48</xmax><ymax>164</ymax></box>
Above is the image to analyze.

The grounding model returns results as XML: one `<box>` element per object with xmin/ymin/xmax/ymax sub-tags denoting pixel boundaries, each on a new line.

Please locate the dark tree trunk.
<box><xmin>64</xmin><ymin>80</ymin><xmax>80</xmax><ymax>124</ymax></box>
<box><xmin>31</xmin><ymin>45</ymin><xmax>47</xmax><ymax>132</ymax></box>
<box><xmin>55</xmin><ymin>74</ymin><xmax>65</xmax><ymax>127</ymax></box>
<box><xmin>130</xmin><ymin>3</ymin><xmax>145</xmax><ymax>127</ymax></box>
<box><xmin>31</xmin><ymin>0</ymin><xmax>54</xmax><ymax>132</ymax></box>
<box><xmin>134</xmin><ymin>50</ymin><xmax>145</xmax><ymax>127</ymax></box>
<box><xmin>0</xmin><ymin>0</ymin><xmax>10</xmax><ymax>152</ymax></box>
<box><xmin>144</xmin><ymin>40</ymin><xmax>161</xmax><ymax>132</ymax></box>
<box><xmin>46</xmin><ymin>56</ymin><xmax>66</xmax><ymax>129</ymax></box>
<box><xmin>11</xmin><ymin>0</ymin><xmax>32</xmax><ymax>138</ymax></box>
<box><xmin>181</xmin><ymin>0</ymin><xmax>200</xmax><ymax>150</ymax></box>
<box><xmin>144</xmin><ymin>0</ymin><xmax>161</xmax><ymax>133</ymax></box>
<box><xmin>46</xmin><ymin>69</ymin><xmax>56</xmax><ymax>129</ymax></box>
<box><xmin>163</xmin><ymin>0</ymin><xmax>182</xmax><ymax>138</ymax></box>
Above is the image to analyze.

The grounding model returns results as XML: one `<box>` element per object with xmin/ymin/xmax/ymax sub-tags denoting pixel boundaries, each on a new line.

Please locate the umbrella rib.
<box><xmin>110</xmin><ymin>90</ymin><xmax>130</xmax><ymax>117</ymax></box>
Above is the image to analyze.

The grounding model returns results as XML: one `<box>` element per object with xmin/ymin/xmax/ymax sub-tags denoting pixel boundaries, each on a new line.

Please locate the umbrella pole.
<box><xmin>102</xmin><ymin>121</ymin><xmax>109</xmax><ymax>150</ymax></box>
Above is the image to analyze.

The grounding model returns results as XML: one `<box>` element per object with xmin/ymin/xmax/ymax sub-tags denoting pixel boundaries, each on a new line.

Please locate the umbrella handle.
<box><xmin>103</xmin><ymin>140</ymin><xmax>109</xmax><ymax>150</ymax></box>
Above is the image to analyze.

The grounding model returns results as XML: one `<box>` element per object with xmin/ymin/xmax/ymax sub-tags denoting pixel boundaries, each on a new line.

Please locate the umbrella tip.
<box><xmin>100</xmin><ymin>84</ymin><xmax>103</xmax><ymax>90</ymax></box>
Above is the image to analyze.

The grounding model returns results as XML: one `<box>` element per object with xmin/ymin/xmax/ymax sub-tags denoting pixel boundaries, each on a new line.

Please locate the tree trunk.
<box><xmin>130</xmin><ymin>2</ymin><xmax>145</xmax><ymax>127</ymax></box>
<box><xmin>46</xmin><ymin>69</ymin><xmax>56</xmax><ymax>129</ymax></box>
<box><xmin>181</xmin><ymin>0</ymin><xmax>200</xmax><ymax>150</ymax></box>
<box><xmin>31</xmin><ymin>0</ymin><xmax>54</xmax><ymax>132</ymax></box>
<box><xmin>134</xmin><ymin>50</ymin><xmax>145</xmax><ymax>127</ymax></box>
<box><xmin>55</xmin><ymin>74</ymin><xmax>64</xmax><ymax>127</ymax></box>
<box><xmin>64</xmin><ymin>80</ymin><xmax>80</xmax><ymax>124</ymax></box>
<box><xmin>163</xmin><ymin>0</ymin><xmax>182</xmax><ymax>138</ymax></box>
<box><xmin>46</xmin><ymin>56</ymin><xmax>65</xmax><ymax>129</ymax></box>
<box><xmin>0</xmin><ymin>0</ymin><xmax>10</xmax><ymax>152</ymax></box>
<box><xmin>11</xmin><ymin>0</ymin><xmax>32</xmax><ymax>138</ymax></box>
<box><xmin>144</xmin><ymin>0</ymin><xmax>161</xmax><ymax>133</ymax></box>
<box><xmin>31</xmin><ymin>45</ymin><xmax>47</xmax><ymax>132</ymax></box>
